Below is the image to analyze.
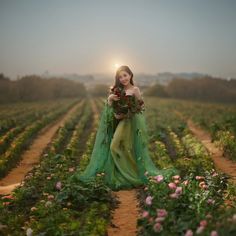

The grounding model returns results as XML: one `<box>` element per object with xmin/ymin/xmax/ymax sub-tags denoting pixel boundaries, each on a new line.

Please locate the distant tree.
<box><xmin>89</xmin><ymin>84</ymin><xmax>109</xmax><ymax>97</ymax></box>
<box><xmin>0</xmin><ymin>74</ymin><xmax>87</xmax><ymax>103</ymax></box>
<box><xmin>143</xmin><ymin>83</ymin><xmax>169</xmax><ymax>97</ymax></box>
<box><xmin>165</xmin><ymin>77</ymin><xmax>236</xmax><ymax>103</ymax></box>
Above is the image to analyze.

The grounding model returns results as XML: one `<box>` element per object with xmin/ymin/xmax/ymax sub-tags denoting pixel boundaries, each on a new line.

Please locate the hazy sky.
<box><xmin>1</xmin><ymin>0</ymin><xmax>236</xmax><ymax>79</ymax></box>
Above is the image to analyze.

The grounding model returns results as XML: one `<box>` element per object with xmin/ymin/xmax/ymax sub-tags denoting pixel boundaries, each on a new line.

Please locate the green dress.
<box><xmin>68</xmin><ymin>95</ymin><xmax>179</xmax><ymax>191</ymax></box>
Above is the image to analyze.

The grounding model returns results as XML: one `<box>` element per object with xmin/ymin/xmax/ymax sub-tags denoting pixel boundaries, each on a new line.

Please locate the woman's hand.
<box><xmin>114</xmin><ymin>113</ymin><xmax>126</xmax><ymax>120</ymax></box>
<box><xmin>109</xmin><ymin>94</ymin><xmax>120</xmax><ymax>101</ymax></box>
<box><xmin>107</xmin><ymin>94</ymin><xmax>120</xmax><ymax>106</ymax></box>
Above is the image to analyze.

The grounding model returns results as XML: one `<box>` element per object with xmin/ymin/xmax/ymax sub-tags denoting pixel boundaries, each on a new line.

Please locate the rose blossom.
<box><xmin>212</xmin><ymin>172</ymin><xmax>218</xmax><ymax>177</ymax></box>
<box><xmin>210</xmin><ymin>230</ymin><xmax>218</xmax><ymax>236</ymax></box>
<box><xmin>156</xmin><ymin>208</ymin><xmax>168</xmax><ymax>217</ymax></box>
<box><xmin>142</xmin><ymin>211</ymin><xmax>149</xmax><ymax>218</ymax></box>
<box><xmin>154</xmin><ymin>175</ymin><xmax>164</xmax><ymax>183</ymax></box>
<box><xmin>68</xmin><ymin>167</ymin><xmax>75</xmax><ymax>172</ymax></box>
<box><xmin>200</xmin><ymin>220</ymin><xmax>207</xmax><ymax>227</ymax></box>
<box><xmin>145</xmin><ymin>196</ymin><xmax>153</xmax><ymax>205</ymax></box>
<box><xmin>55</xmin><ymin>181</ymin><xmax>62</xmax><ymax>190</ymax></box>
<box><xmin>172</xmin><ymin>175</ymin><xmax>181</xmax><ymax>180</ymax></box>
<box><xmin>168</xmin><ymin>182</ymin><xmax>177</xmax><ymax>189</ymax></box>
<box><xmin>153</xmin><ymin>222</ymin><xmax>163</xmax><ymax>233</ymax></box>
<box><xmin>195</xmin><ymin>176</ymin><xmax>205</xmax><ymax>180</ymax></box>
<box><xmin>185</xmin><ymin>229</ymin><xmax>193</xmax><ymax>236</ymax></box>
<box><xmin>175</xmin><ymin>186</ymin><xmax>183</xmax><ymax>194</ymax></box>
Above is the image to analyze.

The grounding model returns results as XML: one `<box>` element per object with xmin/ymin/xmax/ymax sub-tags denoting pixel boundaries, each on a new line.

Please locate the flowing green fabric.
<box><xmin>69</xmin><ymin>97</ymin><xmax>179</xmax><ymax>191</ymax></box>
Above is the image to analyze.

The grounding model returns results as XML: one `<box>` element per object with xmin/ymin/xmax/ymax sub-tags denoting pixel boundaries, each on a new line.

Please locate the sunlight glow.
<box><xmin>114</xmin><ymin>63</ymin><xmax>120</xmax><ymax>69</ymax></box>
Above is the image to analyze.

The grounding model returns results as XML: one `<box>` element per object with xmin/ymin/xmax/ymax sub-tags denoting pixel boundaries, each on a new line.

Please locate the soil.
<box><xmin>107</xmin><ymin>189</ymin><xmax>141</xmax><ymax>236</ymax></box>
<box><xmin>186</xmin><ymin>119</ymin><xmax>236</xmax><ymax>184</ymax></box>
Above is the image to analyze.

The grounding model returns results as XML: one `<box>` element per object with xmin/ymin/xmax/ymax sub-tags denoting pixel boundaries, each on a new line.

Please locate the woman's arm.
<box><xmin>134</xmin><ymin>86</ymin><xmax>145</xmax><ymax>110</ymax></box>
<box><xmin>107</xmin><ymin>92</ymin><xmax>120</xmax><ymax>106</ymax></box>
<box><xmin>133</xmin><ymin>86</ymin><xmax>143</xmax><ymax>100</ymax></box>
<box><xmin>107</xmin><ymin>94</ymin><xmax>113</xmax><ymax>106</ymax></box>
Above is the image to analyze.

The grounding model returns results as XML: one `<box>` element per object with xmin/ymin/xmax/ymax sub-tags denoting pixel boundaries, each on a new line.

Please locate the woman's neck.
<box><xmin>123</xmin><ymin>83</ymin><xmax>133</xmax><ymax>90</ymax></box>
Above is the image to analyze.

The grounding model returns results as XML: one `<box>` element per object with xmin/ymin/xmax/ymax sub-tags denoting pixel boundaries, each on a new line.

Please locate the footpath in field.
<box><xmin>0</xmin><ymin>100</ymin><xmax>83</xmax><ymax>195</ymax></box>
<box><xmin>107</xmin><ymin>189</ymin><xmax>141</xmax><ymax>236</ymax></box>
<box><xmin>187</xmin><ymin>119</ymin><xmax>236</xmax><ymax>184</ymax></box>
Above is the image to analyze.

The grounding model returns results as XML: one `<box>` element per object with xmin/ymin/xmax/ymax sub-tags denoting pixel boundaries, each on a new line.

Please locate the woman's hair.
<box><xmin>109</xmin><ymin>65</ymin><xmax>134</xmax><ymax>94</ymax></box>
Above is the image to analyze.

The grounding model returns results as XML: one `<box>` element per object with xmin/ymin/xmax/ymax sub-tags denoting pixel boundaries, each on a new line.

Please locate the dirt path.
<box><xmin>187</xmin><ymin>119</ymin><xmax>236</xmax><ymax>184</ymax></box>
<box><xmin>0</xmin><ymin>100</ymin><xmax>84</xmax><ymax>195</ymax></box>
<box><xmin>107</xmin><ymin>189</ymin><xmax>140</xmax><ymax>236</ymax></box>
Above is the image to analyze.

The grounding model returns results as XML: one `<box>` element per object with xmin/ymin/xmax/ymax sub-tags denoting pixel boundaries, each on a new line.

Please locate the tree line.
<box><xmin>0</xmin><ymin>73</ymin><xmax>87</xmax><ymax>103</ymax></box>
<box><xmin>144</xmin><ymin>76</ymin><xmax>236</xmax><ymax>103</ymax></box>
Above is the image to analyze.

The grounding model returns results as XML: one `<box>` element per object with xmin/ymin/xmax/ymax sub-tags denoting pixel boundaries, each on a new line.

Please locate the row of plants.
<box><xmin>65</xmin><ymin>98</ymin><xmax>102</xmax><ymax>157</ymax></box>
<box><xmin>0</xmin><ymin>98</ymin><xmax>117</xmax><ymax>235</ymax></box>
<box><xmin>0</xmin><ymin>99</ymin><xmax>88</xmax><ymax>234</ymax></box>
<box><xmin>48</xmin><ymin>100</ymin><xmax>86</xmax><ymax>155</ymax></box>
<box><xmin>0</xmin><ymin>100</ymin><xmax>71</xmax><ymax>155</ymax></box>
<box><xmin>162</xmin><ymin>97</ymin><xmax>236</xmax><ymax>162</ymax></box>
<box><xmin>213</xmin><ymin>130</ymin><xmax>236</xmax><ymax>161</ymax></box>
<box><xmin>137</xmin><ymin>169</ymin><xmax>236</xmax><ymax>236</ymax></box>
<box><xmin>138</xmin><ymin>139</ymin><xmax>235</xmax><ymax>235</ymax></box>
<box><xmin>0</xmin><ymin>99</ymin><xmax>75</xmax><ymax>135</ymax></box>
<box><xmin>136</xmin><ymin>100</ymin><xmax>236</xmax><ymax>235</ymax></box>
<box><xmin>0</xmin><ymin>99</ymin><xmax>80</xmax><ymax>178</ymax></box>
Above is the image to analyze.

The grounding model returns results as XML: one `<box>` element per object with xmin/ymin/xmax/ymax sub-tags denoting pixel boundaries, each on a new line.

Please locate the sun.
<box><xmin>114</xmin><ymin>63</ymin><xmax>120</xmax><ymax>69</ymax></box>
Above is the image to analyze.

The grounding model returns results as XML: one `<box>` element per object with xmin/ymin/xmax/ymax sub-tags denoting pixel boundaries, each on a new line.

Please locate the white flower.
<box><xmin>26</xmin><ymin>228</ymin><xmax>33</xmax><ymax>236</ymax></box>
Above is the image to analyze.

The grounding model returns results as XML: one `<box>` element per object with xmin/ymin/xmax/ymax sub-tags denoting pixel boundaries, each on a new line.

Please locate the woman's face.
<box><xmin>118</xmin><ymin>70</ymin><xmax>131</xmax><ymax>86</ymax></box>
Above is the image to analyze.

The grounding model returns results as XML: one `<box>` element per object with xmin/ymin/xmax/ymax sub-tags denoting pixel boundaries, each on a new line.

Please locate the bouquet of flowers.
<box><xmin>111</xmin><ymin>86</ymin><xmax>145</xmax><ymax>119</ymax></box>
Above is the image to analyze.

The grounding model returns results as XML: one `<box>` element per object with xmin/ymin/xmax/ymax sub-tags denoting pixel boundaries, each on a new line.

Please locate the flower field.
<box><xmin>0</xmin><ymin>97</ymin><xmax>235</xmax><ymax>235</ymax></box>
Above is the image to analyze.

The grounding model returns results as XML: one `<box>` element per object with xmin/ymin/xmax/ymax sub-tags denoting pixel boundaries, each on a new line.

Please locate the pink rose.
<box><xmin>156</xmin><ymin>208</ymin><xmax>168</xmax><ymax>217</ymax></box>
<box><xmin>168</xmin><ymin>182</ymin><xmax>177</xmax><ymax>189</ymax></box>
<box><xmin>175</xmin><ymin>186</ymin><xmax>183</xmax><ymax>194</ymax></box>
<box><xmin>68</xmin><ymin>167</ymin><xmax>75</xmax><ymax>172</ymax></box>
<box><xmin>142</xmin><ymin>210</ymin><xmax>149</xmax><ymax>218</ymax></box>
<box><xmin>153</xmin><ymin>222</ymin><xmax>163</xmax><ymax>233</ymax></box>
<box><xmin>200</xmin><ymin>220</ymin><xmax>207</xmax><ymax>227</ymax></box>
<box><xmin>196</xmin><ymin>176</ymin><xmax>205</xmax><ymax>180</ymax></box>
<box><xmin>210</xmin><ymin>231</ymin><xmax>218</xmax><ymax>236</ymax></box>
<box><xmin>145</xmin><ymin>196</ymin><xmax>153</xmax><ymax>205</ymax></box>
<box><xmin>55</xmin><ymin>181</ymin><xmax>62</xmax><ymax>190</ymax></box>
<box><xmin>185</xmin><ymin>229</ymin><xmax>193</xmax><ymax>236</ymax></box>
<box><xmin>154</xmin><ymin>175</ymin><xmax>164</xmax><ymax>183</ymax></box>
<box><xmin>172</xmin><ymin>175</ymin><xmax>181</xmax><ymax>180</ymax></box>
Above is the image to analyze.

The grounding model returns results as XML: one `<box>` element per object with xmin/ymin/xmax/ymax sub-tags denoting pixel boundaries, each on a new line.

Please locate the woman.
<box><xmin>69</xmin><ymin>65</ymin><xmax>179</xmax><ymax>191</ymax></box>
